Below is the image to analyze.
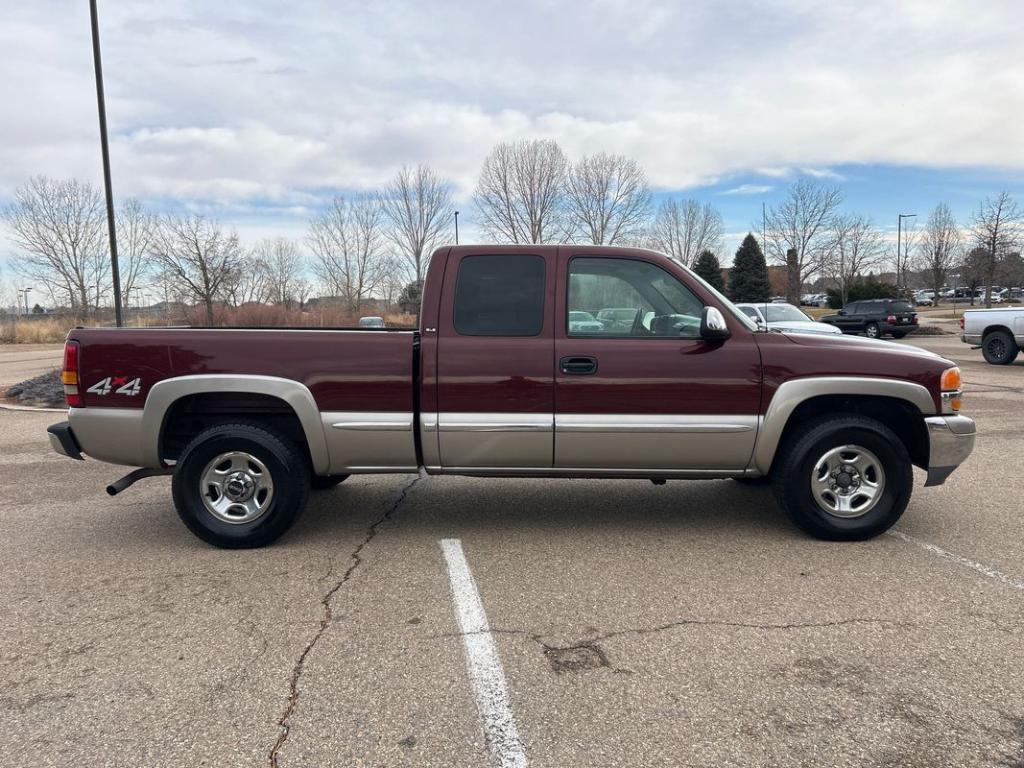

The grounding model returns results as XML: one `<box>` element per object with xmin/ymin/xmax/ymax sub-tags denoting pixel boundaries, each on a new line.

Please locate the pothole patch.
<box><xmin>544</xmin><ymin>643</ymin><xmax>610</xmax><ymax>673</ymax></box>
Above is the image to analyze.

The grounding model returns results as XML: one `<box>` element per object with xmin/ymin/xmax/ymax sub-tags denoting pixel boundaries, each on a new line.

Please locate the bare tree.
<box><xmin>309</xmin><ymin>195</ymin><xmax>390</xmax><ymax>312</ymax></box>
<box><xmin>222</xmin><ymin>255</ymin><xmax>272</xmax><ymax>308</ymax></box>
<box><xmin>116</xmin><ymin>198</ymin><xmax>155</xmax><ymax>310</ymax></box>
<box><xmin>764</xmin><ymin>179</ymin><xmax>844</xmax><ymax>286</ymax></box>
<box><xmin>647</xmin><ymin>199</ymin><xmax>724</xmax><ymax>266</ymax></box>
<box><xmin>825</xmin><ymin>214</ymin><xmax>886</xmax><ymax>306</ymax></box>
<box><xmin>916</xmin><ymin>203</ymin><xmax>962</xmax><ymax>304</ymax></box>
<box><xmin>382</xmin><ymin>165</ymin><xmax>454</xmax><ymax>285</ymax></box>
<box><xmin>563</xmin><ymin>152</ymin><xmax>651</xmax><ymax>244</ymax></box>
<box><xmin>970</xmin><ymin>191</ymin><xmax>1022</xmax><ymax>307</ymax></box>
<box><xmin>474</xmin><ymin>139</ymin><xmax>568</xmax><ymax>244</ymax></box>
<box><xmin>2</xmin><ymin>176</ymin><xmax>109</xmax><ymax>309</ymax></box>
<box><xmin>254</xmin><ymin>238</ymin><xmax>305</xmax><ymax>308</ymax></box>
<box><xmin>148</xmin><ymin>214</ymin><xmax>241</xmax><ymax>325</ymax></box>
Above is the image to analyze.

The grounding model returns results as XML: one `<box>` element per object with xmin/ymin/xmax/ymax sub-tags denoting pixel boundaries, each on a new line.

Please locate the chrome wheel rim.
<box><xmin>200</xmin><ymin>451</ymin><xmax>274</xmax><ymax>524</ymax></box>
<box><xmin>810</xmin><ymin>444</ymin><xmax>884</xmax><ymax>518</ymax></box>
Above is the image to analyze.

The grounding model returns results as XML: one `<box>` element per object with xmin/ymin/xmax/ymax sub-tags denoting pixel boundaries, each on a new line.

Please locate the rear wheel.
<box><xmin>772</xmin><ymin>415</ymin><xmax>912</xmax><ymax>541</ymax></box>
<box><xmin>982</xmin><ymin>330</ymin><xmax>1019</xmax><ymax>365</ymax></box>
<box><xmin>172</xmin><ymin>423</ymin><xmax>310</xmax><ymax>548</ymax></box>
<box><xmin>864</xmin><ymin>322</ymin><xmax>880</xmax><ymax>339</ymax></box>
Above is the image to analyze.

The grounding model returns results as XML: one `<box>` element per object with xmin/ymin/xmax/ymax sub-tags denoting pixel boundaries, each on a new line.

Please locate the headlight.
<box><xmin>940</xmin><ymin>366</ymin><xmax>962</xmax><ymax>413</ymax></box>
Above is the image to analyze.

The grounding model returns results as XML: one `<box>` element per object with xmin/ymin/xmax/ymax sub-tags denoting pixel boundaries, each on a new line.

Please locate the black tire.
<box><xmin>864</xmin><ymin>322</ymin><xmax>880</xmax><ymax>339</ymax></box>
<box><xmin>771</xmin><ymin>415</ymin><xmax>913</xmax><ymax>541</ymax></box>
<box><xmin>311</xmin><ymin>474</ymin><xmax>350</xmax><ymax>491</ymax></box>
<box><xmin>172</xmin><ymin>422</ymin><xmax>310</xmax><ymax>548</ymax></box>
<box><xmin>733</xmin><ymin>475</ymin><xmax>772</xmax><ymax>486</ymax></box>
<box><xmin>892</xmin><ymin>332</ymin><xmax>908</xmax><ymax>339</ymax></box>
<box><xmin>982</xmin><ymin>330</ymin><xmax>1019</xmax><ymax>365</ymax></box>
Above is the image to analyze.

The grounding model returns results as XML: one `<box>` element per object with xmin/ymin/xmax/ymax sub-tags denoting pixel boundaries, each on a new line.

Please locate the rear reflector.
<box><xmin>63</xmin><ymin>340</ymin><xmax>81</xmax><ymax>407</ymax></box>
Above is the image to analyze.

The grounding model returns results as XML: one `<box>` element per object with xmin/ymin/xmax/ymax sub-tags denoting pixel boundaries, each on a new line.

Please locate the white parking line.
<box><xmin>440</xmin><ymin>538</ymin><xmax>529</xmax><ymax>768</ymax></box>
<box><xmin>889</xmin><ymin>529</ymin><xmax>1024</xmax><ymax>591</ymax></box>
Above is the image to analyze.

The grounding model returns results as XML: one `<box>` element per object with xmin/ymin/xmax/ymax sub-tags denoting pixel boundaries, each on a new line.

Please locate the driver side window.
<box><xmin>567</xmin><ymin>257</ymin><xmax>704</xmax><ymax>337</ymax></box>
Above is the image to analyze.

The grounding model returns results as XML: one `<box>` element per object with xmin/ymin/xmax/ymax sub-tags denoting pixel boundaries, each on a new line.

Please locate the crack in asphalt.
<box><xmin>268</xmin><ymin>476</ymin><xmax>420</xmax><ymax>768</ymax></box>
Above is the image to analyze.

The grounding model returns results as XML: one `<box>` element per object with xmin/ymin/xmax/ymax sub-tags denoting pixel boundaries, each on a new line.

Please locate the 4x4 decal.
<box><xmin>86</xmin><ymin>376</ymin><xmax>142</xmax><ymax>396</ymax></box>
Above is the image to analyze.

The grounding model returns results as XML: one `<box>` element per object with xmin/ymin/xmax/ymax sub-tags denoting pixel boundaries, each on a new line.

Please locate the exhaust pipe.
<box><xmin>106</xmin><ymin>467</ymin><xmax>172</xmax><ymax>496</ymax></box>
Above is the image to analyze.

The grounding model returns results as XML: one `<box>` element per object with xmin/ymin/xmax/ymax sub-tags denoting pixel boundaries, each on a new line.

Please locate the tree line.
<box><xmin>3</xmin><ymin>138</ymin><xmax>1021</xmax><ymax>320</ymax></box>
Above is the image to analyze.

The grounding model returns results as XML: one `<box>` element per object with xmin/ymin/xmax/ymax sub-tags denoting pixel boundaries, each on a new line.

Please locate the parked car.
<box><xmin>358</xmin><ymin>316</ymin><xmax>385</xmax><ymax>328</ymax></box>
<box><xmin>568</xmin><ymin>310</ymin><xmax>604</xmax><ymax>333</ymax></box>
<box><xmin>736</xmin><ymin>302</ymin><xmax>843</xmax><ymax>336</ymax></box>
<box><xmin>47</xmin><ymin>244</ymin><xmax>974</xmax><ymax>547</ymax></box>
<box><xmin>913</xmin><ymin>292</ymin><xmax>934</xmax><ymax>307</ymax></box>
<box><xmin>820</xmin><ymin>299</ymin><xmax>919</xmax><ymax>339</ymax></box>
<box><xmin>595</xmin><ymin>307</ymin><xmax>640</xmax><ymax>333</ymax></box>
<box><xmin>960</xmin><ymin>307</ymin><xmax>1024</xmax><ymax>364</ymax></box>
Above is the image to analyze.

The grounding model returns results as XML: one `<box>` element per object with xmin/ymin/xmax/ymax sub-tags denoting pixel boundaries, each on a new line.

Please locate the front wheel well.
<box><xmin>159</xmin><ymin>392</ymin><xmax>311</xmax><ymax>465</ymax></box>
<box><xmin>771</xmin><ymin>395</ymin><xmax>929</xmax><ymax>472</ymax></box>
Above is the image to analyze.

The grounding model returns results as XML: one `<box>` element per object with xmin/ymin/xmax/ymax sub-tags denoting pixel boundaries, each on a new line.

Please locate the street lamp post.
<box><xmin>89</xmin><ymin>0</ymin><xmax>124</xmax><ymax>327</ymax></box>
<box><xmin>19</xmin><ymin>287</ymin><xmax>33</xmax><ymax>316</ymax></box>
<box><xmin>897</xmin><ymin>213</ymin><xmax>916</xmax><ymax>297</ymax></box>
<box><xmin>454</xmin><ymin>211</ymin><xmax>460</xmax><ymax>245</ymax></box>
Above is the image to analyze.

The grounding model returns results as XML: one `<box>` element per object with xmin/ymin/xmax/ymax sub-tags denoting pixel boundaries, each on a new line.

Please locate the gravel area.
<box><xmin>3</xmin><ymin>368</ymin><xmax>63</xmax><ymax>407</ymax></box>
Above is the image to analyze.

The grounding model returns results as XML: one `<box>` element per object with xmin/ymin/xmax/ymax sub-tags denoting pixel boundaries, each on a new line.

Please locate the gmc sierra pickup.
<box><xmin>48</xmin><ymin>245</ymin><xmax>976</xmax><ymax>548</ymax></box>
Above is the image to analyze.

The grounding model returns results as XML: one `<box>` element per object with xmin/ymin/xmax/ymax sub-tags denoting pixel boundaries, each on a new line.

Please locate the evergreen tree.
<box><xmin>728</xmin><ymin>234</ymin><xmax>771</xmax><ymax>303</ymax></box>
<box><xmin>692</xmin><ymin>249</ymin><xmax>725</xmax><ymax>292</ymax></box>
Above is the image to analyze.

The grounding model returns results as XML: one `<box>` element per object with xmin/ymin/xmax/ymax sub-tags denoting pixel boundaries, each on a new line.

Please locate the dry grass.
<box><xmin>0</xmin><ymin>307</ymin><xmax>420</xmax><ymax>343</ymax></box>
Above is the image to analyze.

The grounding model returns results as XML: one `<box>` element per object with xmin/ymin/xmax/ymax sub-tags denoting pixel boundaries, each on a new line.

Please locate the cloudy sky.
<box><xmin>2</xmin><ymin>0</ymin><xmax>1023</xmax><ymax>261</ymax></box>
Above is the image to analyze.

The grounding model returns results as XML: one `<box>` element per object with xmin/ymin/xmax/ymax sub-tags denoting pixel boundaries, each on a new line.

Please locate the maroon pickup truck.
<box><xmin>48</xmin><ymin>245</ymin><xmax>975</xmax><ymax>548</ymax></box>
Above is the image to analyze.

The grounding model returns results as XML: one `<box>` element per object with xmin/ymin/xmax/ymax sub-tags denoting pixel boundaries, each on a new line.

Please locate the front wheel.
<box><xmin>864</xmin><ymin>322</ymin><xmax>880</xmax><ymax>339</ymax></box>
<box><xmin>172</xmin><ymin>423</ymin><xmax>310</xmax><ymax>548</ymax></box>
<box><xmin>772</xmin><ymin>415</ymin><xmax>912</xmax><ymax>540</ymax></box>
<box><xmin>982</xmin><ymin>330</ymin><xmax>1019</xmax><ymax>365</ymax></box>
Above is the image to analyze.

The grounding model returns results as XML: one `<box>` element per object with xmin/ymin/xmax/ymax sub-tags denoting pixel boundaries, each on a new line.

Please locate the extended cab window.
<box><xmin>567</xmin><ymin>257</ymin><xmax>703</xmax><ymax>337</ymax></box>
<box><xmin>454</xmin><ymin>254</ymin><xmax>545</xmax><ymax>336</ymax></box>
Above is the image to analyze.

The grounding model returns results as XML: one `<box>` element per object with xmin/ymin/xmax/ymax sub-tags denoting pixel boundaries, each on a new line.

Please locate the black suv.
<box><xmin>821</xmin><ymin>299</ymin><xmax>918</xmax><ymax>339</ymax></box>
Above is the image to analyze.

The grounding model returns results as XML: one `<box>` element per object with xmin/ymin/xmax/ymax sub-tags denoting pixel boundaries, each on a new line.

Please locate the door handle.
<box><xmin>560</xmin><ymin>356</ymin><xmax>598</xmax><ymax>375</ymax></box>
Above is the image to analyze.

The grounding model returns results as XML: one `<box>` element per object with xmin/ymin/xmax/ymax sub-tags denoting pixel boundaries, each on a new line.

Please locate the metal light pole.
<box><xmin>454</xmin><ymin>211</ymin><xmax>460</xmax><ymax>245</ymax></box>
<box><xmin>897</xmin><ymin>213</ymin><xmax>916</xmax><ymax>297</ymax></box>
<box><xmin>90</xmin><ymin>0</ymin><xmax>123</xmax><ymax>327</ymax></box>
<box><xmin>20</xmin><ymin>287</ymin><xmax>33</xmax><ymax>315</ymax></box>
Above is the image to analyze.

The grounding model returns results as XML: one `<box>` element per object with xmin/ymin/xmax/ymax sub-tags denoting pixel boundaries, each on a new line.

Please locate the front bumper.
<box><xmin>924</xmin><ymin>415</ymin><xmax>976</xmax><ymax>486</ymax></box>
<box><xmin>47</xmin><ymin>421</ymin><xmax>84</xmax><ymax>460</ymax></box>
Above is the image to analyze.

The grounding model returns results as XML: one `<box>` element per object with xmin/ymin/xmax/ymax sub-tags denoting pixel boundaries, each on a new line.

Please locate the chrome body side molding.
<box><xmin>436</xmin><ymin>412</ymin><xmax>553</xmax><ymax>468</ymax></box>
<box><xmin>322</xmin><ymin>411</ymin><xmax>417</xmax><ymax>472</ymax></box>
<box><xmin>753</xmin><ymin>376</ymin><xmax>935</xmax><ymax>474</ymax></box>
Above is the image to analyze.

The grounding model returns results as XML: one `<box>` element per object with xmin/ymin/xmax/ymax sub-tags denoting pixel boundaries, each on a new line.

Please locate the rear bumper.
<box><xmin>882</xmin><ymin>322</ymin><xmax>918</xmax><ymax>335</ymax></box>
<box><xmin>47</xmin><ymin>421</ymin><xmax>84</xmax><ymax>461</ymax></box>
<box><xmin>924</xmin><ymin>415</ymin><xmax>976</xmax><ymax>487</ymax></box>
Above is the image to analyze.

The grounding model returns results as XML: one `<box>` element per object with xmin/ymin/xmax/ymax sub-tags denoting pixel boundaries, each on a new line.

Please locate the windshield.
<box><xmin>680</xmin><ymin>265</ymin><xmax>759</xmax><ymax>331</ymax></box>
<box><xmin>764</xmin><ymin>305</ymin><xmax>810</xmax><ymax>323</ymax></box>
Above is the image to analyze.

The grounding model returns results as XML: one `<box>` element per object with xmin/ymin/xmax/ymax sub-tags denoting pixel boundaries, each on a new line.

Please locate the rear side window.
<box><xmin>453</xmin><ymin>254</ymin><xmax>546</xmax><ymax>336</ymax></box>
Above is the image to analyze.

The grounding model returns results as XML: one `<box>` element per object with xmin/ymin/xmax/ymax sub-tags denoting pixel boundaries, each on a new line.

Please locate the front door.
<box><xmin>554</xmin><ymin>251</ymin><xmax>761</xmax><ymax>471</ymax></box>
<box><xmin>436</xmin><ymin>250</ymin><xmax>555</xmax><ymax>468</ymax></box>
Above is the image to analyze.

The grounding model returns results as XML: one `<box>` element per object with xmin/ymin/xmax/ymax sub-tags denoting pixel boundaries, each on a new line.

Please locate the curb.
<box><xmin>0</xmin><ymin>403</ymin><xmax>65</xmax><ymax>413</ymax></box>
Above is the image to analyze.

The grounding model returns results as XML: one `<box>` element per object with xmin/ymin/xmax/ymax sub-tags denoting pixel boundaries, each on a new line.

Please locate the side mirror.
<box><xmin>837</xmin><ymin>309</ymin><xmax>846</xmax><ymax>315</ymax></box>
<box><xmin>699</xmin><ymin>306</ymin><xmax>731</xmax><ymax>341</ymax></box>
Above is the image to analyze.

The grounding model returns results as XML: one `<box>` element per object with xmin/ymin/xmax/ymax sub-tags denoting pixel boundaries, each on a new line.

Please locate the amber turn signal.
<box><xmin>940</xmin><ymin>366</ymin><xmax>961</xmax><ymax>392</ymax></box>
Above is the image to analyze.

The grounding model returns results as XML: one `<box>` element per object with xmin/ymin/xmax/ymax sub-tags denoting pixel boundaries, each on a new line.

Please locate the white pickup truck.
<box><xmin>960</xmin><ymin>307</ymin><xmax>1024</xmax><ymax>364</ymax></box>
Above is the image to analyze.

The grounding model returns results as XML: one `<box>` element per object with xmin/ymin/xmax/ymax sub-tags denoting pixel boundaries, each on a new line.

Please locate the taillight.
<box><xmin>959</xmin><ymin>316</ymin><xmax>965</xmax><ymax>330</ymax></box>
<box><xmin>63</xmin><ymin>340</ymin><xmax>81</xmax><ymax>407</ymax></box>
<box><xmin>886</xmin><ymin>314</ymin><xmax>897</xmax><ymax>323</ymax></box>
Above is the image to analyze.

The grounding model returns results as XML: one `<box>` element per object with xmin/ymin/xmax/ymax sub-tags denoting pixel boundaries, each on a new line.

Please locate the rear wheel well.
<box><xmin>160</xmin><ymin>392</ymin><xmax>310</xmax><ymax>465</ymax></box>
<box><xmin>772</xmin><ymin>395</ymin><xmax>928</xmax><ymax>472</ymax></box>
<box><xmin>983</xmin><ymin>324</ymin><xmax>1014</xmax><ymax>339</ymax></box>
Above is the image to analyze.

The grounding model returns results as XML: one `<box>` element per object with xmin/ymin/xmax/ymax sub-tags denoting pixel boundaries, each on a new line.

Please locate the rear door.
<box><xmin>553</xmin><ymin>251</ymin><xmax>761</xmax><ymax>471</ymax></box>
<box><xmin>435</xmin><ymin>250</ymin><xmax>555</xmax><ymax>468</ymax></box>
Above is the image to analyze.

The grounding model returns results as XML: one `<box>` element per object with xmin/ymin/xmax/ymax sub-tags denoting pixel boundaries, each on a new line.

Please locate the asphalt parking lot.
<box><xmin>2</xmin><ymin>334</ymin><xmax>1023</xmax><ymax>767</ymax></box>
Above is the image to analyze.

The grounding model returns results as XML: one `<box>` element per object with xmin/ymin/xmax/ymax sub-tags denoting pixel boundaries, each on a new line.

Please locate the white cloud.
<box><xmin>1</xmin><ymin>0</ymin><xmax>1022</xmax><ymax>221</ymax></box>
<box><xmin>722</xmin><ymin>184</ymin><xmax>775</xmax><ymax>196</ymax></box>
